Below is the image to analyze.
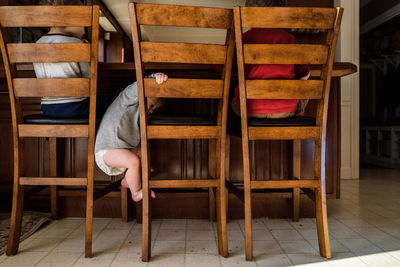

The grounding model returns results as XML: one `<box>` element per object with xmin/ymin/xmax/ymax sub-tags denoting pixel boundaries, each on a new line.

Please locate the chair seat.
<box><xmin>24</xmin><ymin>114</ymin><xmax>89</xmax><ymax>125</ymax></box>
<box><xmin>148</xmin><ymin>115</ymin><xmax>217</xmax><ymax>126</ymax></box>
<box><xmin>228</xmin><ymin>116</ymin><xmax>316</xmax><ymax>136</ymax></box>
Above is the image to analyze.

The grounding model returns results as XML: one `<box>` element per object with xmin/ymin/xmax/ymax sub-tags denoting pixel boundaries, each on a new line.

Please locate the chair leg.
<box><xmin>121</xmin><ymin>187</ymin><xmax>128</xmax><ymax>222</ymax></box>
<box><xmin>141</xmin><ymin>142</ymin><xmax>151</xmax><ymax>262</ymax></box>
<box><xmin>6</xmin><ymin>183</ymin><xmax>24</xmax><ymax>255</ymax></box>
<box><xmin>225</xmin><ymin>136</ymin><xmax>230</xmax><ymax>216</ymax></box>
<box><xmin>315</xmin><ymin>187</ymin><xmax>331</xmax><ymax>258</ymax></box>
<box><xmin>292</xmin><ymin>140</ymin><xmax>301</xmax><ymax>222</ymax></box>
<box><xmin>136</xmin><ymin>201</ymin><xmax>142</xmax><ymax>224</ymax></box>
<box><xmin>7</xmin><ymin>139</ymin><xmax>25</xmax><ymax>256</ymax></box>
<box><xmin>314</xmin><ymin>139</ymin><xmax>331</xmax><ymax>258</ymax></box>
<box><xmin>217</xmin><ymin>185</ymin><xmax>228</xmax><ymax>257</ymax></box>
<box><xmin>208</xmin><ymin>188</ymin><xmax>216</xmax><ymax>221</ymax></box>
<box><xmin>292</xmin><ymin>188</ymin><xmax>300</xmax><ymax>222</ymax></box>
<box><xmin>208</xmin><ymin>140</ymin><xmax>216</xmax><ymax>221</ymax></box>
<box><xmin>142</xmin><ymin>188</ymin><xmax>151</xmax><ymax>262</ymax></box>
<box><xmin>85</xmin><ymin>163</ymin><xmax>94</xmax><ymax>257</ymax></box>
<box><xmin>244</xmin><ymin>180</ymin><xmax>252</xmax><ymax>261</ymax></box>
<box><xmin>243</xmin><ymin>141</ymin><xmax>252</xmax><ymax>261</ymax></box>
<box><xmin>49</xmin><ymin>138</ymin><xmax>58</xmax><ymax>220</ymax></box>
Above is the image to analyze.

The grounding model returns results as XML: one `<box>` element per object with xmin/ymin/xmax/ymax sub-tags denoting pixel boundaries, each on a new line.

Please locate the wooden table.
<box><xmin>0</xmin><ymin>62</ymin><xmax>356</xmax><ymax>218</ymax></box>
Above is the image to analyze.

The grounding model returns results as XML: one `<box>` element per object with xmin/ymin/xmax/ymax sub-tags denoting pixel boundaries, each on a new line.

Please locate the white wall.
<box><xmin>334</xmin><ymin>0</ymin><xmax>360</xmax><ymax>179</ymax></box>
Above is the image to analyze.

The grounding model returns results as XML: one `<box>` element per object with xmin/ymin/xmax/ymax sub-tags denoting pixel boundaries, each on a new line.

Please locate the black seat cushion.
<box><xmin>148</xmin><ymin>115</ymin><xmax>217</xmax><ymax>126</ymax></box>
<box><xmin>24</xmin><ymin>114</ymin><xmax>90</xmax><ymax>124</ymax></box>
<box><xmin>248</xmin><ymin>116</ymin><xmax>315</xmax><ymax>127</ymax></box>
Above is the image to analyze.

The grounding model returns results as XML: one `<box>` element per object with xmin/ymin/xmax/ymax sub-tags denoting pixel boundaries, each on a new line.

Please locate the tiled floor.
<box><xmin>1</xmin><ymin>166</ymin><xmax>400</xmax><ymax>266</ymax></box>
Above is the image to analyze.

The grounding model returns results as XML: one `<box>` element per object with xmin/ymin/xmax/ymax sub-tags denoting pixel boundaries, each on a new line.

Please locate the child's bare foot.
<box><xmin>131</xmin><ymin>189</ymin><xmax>156</xmax><ymax>202</ymax></box>
<box><xmin>121</xmin><ymin>179</ymin><xmax>156</xmax><ymax>200</ymax></box>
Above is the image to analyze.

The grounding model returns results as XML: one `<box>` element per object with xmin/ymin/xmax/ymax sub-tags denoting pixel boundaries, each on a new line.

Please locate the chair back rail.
<box><xmin>0</xmin><ymin>6</ymin><xmax>92</xmax><ymax>27</ymax></box>
<box><xmin>13</xmin><ymin>78</ymin><xmax>90</xmax><ymax>97</ymax></box>
<box><xmin>243</xmin><ymin>44</ymin><xmax>328</xmax><ymax>64</ymax></box>
<box><xmin>144</xmin><ymin>78</ymin><xmax>223</xmax><ymax>99</ymax></box>
<box><xmin>7</xmin><ymin>43</ymin><xmax>91</xmax><ymax>63</ymax></box>
<box><xmin>240</xmin><ymin>7</ymin><xmax>336</xmax><ymax>29</ymax></box>
<box><xmin>141</xmin><ymin>42</ymin><xmax>227</xmax><ymax>64</ymax></box>
<box><xmin>135</xmin><ymin>3</ymin><xmax>232</xmax><ymax>29</ymax></box>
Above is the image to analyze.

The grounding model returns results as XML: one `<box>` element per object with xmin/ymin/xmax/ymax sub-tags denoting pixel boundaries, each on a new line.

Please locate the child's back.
<box><xmin>234</xmin><ymin>28</ymin><xmax>310</xmax><ymax>116</ymax></box>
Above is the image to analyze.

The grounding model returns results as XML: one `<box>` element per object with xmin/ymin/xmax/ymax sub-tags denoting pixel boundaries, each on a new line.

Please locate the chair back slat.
<box><xmin>243</xmin><ymin>44</ymin><xmax>328</xmax><ymax>64</ymax></box>
<box><xmin>141</xmin><ymin>42</ymin><xmax>227</xmax><ymax>64</ymax></box>
<box><xmin>241</xmin><ymin>7</ymin><xmax>336</xmax><ymax>29</ymax></box>
<box><xmin>13</xmin><ymin>78</ymin><xmax>90</xmax><ymax>97</ymax></box>
<box><xmin>136</xmin><ymin>3</ymin><xmax>232</xmax><ymax>29</ymax></box>
<box><xmin>144</xmin><ymin>78</ymin><xmax>223</xmax><ymax>99</ymax></box>
<box><xmin>246</xmin><ymin>80</ymin><xmax>323</xmax><ymax>99</ymax></box>
<box><xmin>7</xmin><ymin>43</ymin><xmax>90</xmax><ymax>63</ymax></box>
<box><xmin>0</xmin><ymin>6</ymin><xmax>92</xmax><ymax>27</ymax></box>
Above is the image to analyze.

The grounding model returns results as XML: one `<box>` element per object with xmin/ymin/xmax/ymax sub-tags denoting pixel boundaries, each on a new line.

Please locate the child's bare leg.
<box><xmin>129</xmin><ymin>146</ymin><xmax>156</xmax><ymax>198</ymax></box>
<box><xmin>103</xmin><ymin>148</ymin><xmax>143</xmax><ymax>202</ymax></box>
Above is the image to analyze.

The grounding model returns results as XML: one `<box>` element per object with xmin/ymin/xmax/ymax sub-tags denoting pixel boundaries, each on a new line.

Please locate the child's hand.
<box><xmin>154</xmin><ymin>72</ymin><xmax>168</xmax><ymax>84</ymax></box>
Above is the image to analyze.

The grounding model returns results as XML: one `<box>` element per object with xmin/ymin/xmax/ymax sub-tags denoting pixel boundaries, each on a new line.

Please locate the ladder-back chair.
<box><xmin>0</xmin><ymin>5</ymin><xmax>99</xmax><ymax>257</ymax></box>
<box><xmin>233</xmin><ymin>6</ymin><xmax>343</xmax><ymax>260</ymax></box>
<box><xmin>129</xmin><ymin>2</ymin><xmax>234</xmax><ymax>261</ymax></box>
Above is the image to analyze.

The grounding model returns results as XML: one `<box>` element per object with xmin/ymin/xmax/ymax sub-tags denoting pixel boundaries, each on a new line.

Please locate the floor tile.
<box><xmin>187</xmin><ymin>230</ymin><xmax>216</xmax><ymax>241</ymax></box>
<box><xmin>0</xmin><ymin>251</ymin><xmax>48</xmax><ymax>267</ymax></box>
<box><xmin>264</xmin><ymin>219</ymin><xmax>294</xmax><ymax>230</ymax></box>
<box><xmin>156</xmin><ymin>229</ymin><xmax>186</xmax><ymax>241</ymax></box>
<box><xmin>147</xmin><ymin>253</ymin><xmax>184</xmax><ymax>267</ymax></box>
<box><xmin>187</xmin><ymin>219</ymin><xmax>214</xmax><ymax>231</ymax></box>
<box><xmin>254</xmin><ymin>254</ymin><xmax>292</xmax><ymax>267</ymax></box>
<box><xmin>185</xmin><ymin>253</ymin><xmax>220</xmax><ymax>267</ymax></box>
<box><xmin>327</xmin><ymin>252</ymin><xmax>368</xmax><ymax>267</ymax></box>
<box><xmin>271</xmin><ymin>229</ymin><xmax>304</xmax><ymax>241</ymax></box>
<box><xmin>110</xmin><ymin>251</ymin><xmax>147</xmax><ymax>267</ymax></box>
<box><xmin>105</xmin><ymin>218</ymin><xmax>135</xmax><ymax>231</ymax></box>
<box><xmin>338</xmin><ymin>238</ymin><xmax>382</xmax><ymax>253</ymax></box>
<box><xmin>159</xmin><ymin>219</ymin><xmax>186</xmax><ymax>230</ymax></box>
<box><xmin>287</xmin><ymin>253</ymin><xmax>329</xmax><ymax>266</ymax></box>
<box><xmin>278</xmin><ymin>240</ymin><xmax>317</xmax><ymax>254</ymax></box>
<box><xmin>252</xmin><ymin>229</ymin><xmax>275</xmax><ymax>241</ymax></box>
<box><xmin>253</xmin><ymin>240</ymin><xmax>284</xmax><ymax>255</ymax></box>
<box><xmin>308</xmin><ymin>239</ymin><xmax>349</xmax><ymax>254</ymax></box>
<box><xmin>220</xmin><ymin>253</ymin><xmax>256</xmax><ymax>267</ymax></box>
<box><xmin>186</xmin><ymin>240</ymin><xmax>218</xmax><ymax>254</ymax></box>
<box><xmin>72</xmin><ymin>252</ymin><xmax>117</xmax><ymax>267</ymax></box>
<box><xmin>53</xmin><ymin>238</ymin><xmax>85</xmax><ymax>253</ymax></box>
<box><xmin>355</xmin><ymin>251</ymin><xmax>400</xmax><ymax>266</ymax></box>
<box><xmin>152</xmin><ymin>241</ymin><xmax>185</xmax><ymax>254</ymax></box>
<box><xmin>35</xmin><ymin>251</ymin><xmax>82</xmax><ymax>267</ymax></box>
<box><xmin>19</xmin><ymin>238</ymin><xmax>62</xmax><ymax>252</ymax></box>
<box><xmin>227</xmin><ymin>230</ymin><xmax>244</xmax><ymax>241</ymax></box>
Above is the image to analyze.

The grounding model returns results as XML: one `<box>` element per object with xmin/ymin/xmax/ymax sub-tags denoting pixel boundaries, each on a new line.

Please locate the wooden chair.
<box><xmin>0</xmin><ymin>5</ymin><xmax>99</xmax><ymax>257</ymax></box>
<box><xmin>233</xmin><ymin>6</ymin><xmax>343</xmax><ymax>260</ymax></box>
<box><xmin>128</xmin><ymin>2</ymin><xmax>234</xmax><ymax>261</ymax></box>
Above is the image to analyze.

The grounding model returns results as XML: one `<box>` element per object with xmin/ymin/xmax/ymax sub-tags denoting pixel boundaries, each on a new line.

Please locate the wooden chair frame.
<box><xmin>233</xmin><ymin>6</ymin><xmax>343</xmax><ymax>260</ymax></box>
<box><xmin>0</xmin><ymin>5</ymin><xmax>99</xmax><ymax>258</ymax></box>
<box><xmin>129</xmin><ymin>2</ymin><xmax>234</xmax><ymax>261</ymax></box>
